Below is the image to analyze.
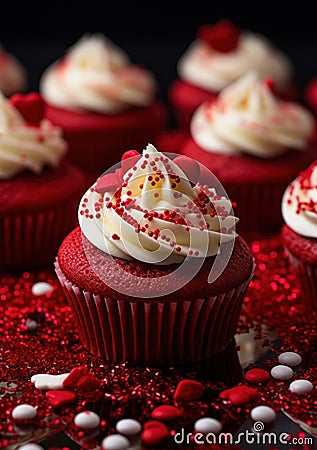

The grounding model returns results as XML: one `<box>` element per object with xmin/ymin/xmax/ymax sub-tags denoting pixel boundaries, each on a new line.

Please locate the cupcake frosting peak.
<box><xmin>40</xmin><ymin>33</ymin><xmax>157</xmax><ymax>114</ymax></box>
<box><xmin>0</xmin><ymin>91</ymin><xmax>67</xmax><ymax>179</ymax></box>
<box><xmin>282</xmin><ymin>161</ymin><xmax>317</xmax><ymax>238</ymax></box>
<box><xmin>79</xmin><ymin>144</ymin><xmax>238</xmax><ymax>265</ymax></box>
<box><xmin>191</xmin><ymin>72</ymin><xmax>314</xmax><ymax>158</ymax></box>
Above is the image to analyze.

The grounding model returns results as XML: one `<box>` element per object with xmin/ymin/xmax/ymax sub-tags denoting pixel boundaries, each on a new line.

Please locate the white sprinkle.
<box><xmin>74</xmin><ymin>411</ymin><xmax>100</xmax><ymax>429</ymax></box>
<box><xmin>18</xmin><ymin>445</ymin><xmax>44</xmax><ymax>450</ymax></box>
<box><xmin>116</xmin><ymin>418</ymin><xmax>142</xmax><ymax>436</ymax></box>
<box><xmin>270</xmin><ymin>365</ymin><xmax>293</xmax><ymax>380</ymax></box>
<box><xmin>12</xmin><ymin>404</ymin><xmax>37</xmax><ymax>421</ymax></box>
<box><xmin>278</xmin><ymin>352</ymin><xmax>302</xmax><ymax>367</ymax></box>
<box><xmin>194</xmin><ymin>417</ymin><xmax>222</xmax><ymax>434</ymax></box>
<box><xmin>31</xmin><ymin>282</ymin><xmax>53</xmax><ymax>296</ymax></box>
<box><xmin>251</xmin><ymin>405</ymin><xmax>276</xmax><ymax>423</ymax></box>
<box><xmin>289</xmin><ymin>379</ymin><xmax>314</xmax><ymax>395</ymax></box>
<box><xmin>25</xmin><ymin>319</ymin><xmax>38</xmax><ymax>331</ymax></box>
<box><xmin>101</xmin><ymin>434</ymin><xmax>130</xmax><ymax>450</ymax></box>
<box><xmin>31</xmin><ymin>373</ymin><xmax>70</xmax><ymax>390</ymax></box>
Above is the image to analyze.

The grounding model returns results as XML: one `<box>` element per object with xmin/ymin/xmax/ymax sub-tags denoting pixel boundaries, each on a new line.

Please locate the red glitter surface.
<box><xmin>0</xmin><ymin>236</ymin><xmax>316</xmax><ymax>449</ymax></box>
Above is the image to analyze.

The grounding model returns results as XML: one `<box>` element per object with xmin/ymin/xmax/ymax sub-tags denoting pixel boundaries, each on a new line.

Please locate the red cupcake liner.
<box><xmin>55</xmin><ymin>260</ymin><xmax>253</xmax><ymax>366</ymax></box>
<box><xmin>0</xmin><ymin>201</ymin><xmax>79</xmax><ymax>272</ymax></box>
<box><xmin>284</xmin><ymin>251</ymin><xmax>317</xmax><ymax>311</ymax></box>
<box><xmin>224</xmin><ymin>181</ymin><xmax>286</xmax><ymax>236</ymax></box>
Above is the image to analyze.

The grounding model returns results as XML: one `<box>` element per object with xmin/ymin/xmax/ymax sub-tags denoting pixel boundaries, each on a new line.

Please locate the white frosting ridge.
<box><xmin>40</xmin><ymin>33</ymin><xmax>157</xmax><ymax>113</ymax></box>
<box><xmin>79</xmin><ymin>144</ymin><xmax>238</xmax><ymax>265</ymax></box>
<box><xmin>191</xmin><ymin>72</ymin><xmax>314</xmax><ymax>158</ymax></box>
<box><xmin>0</xmin><ymin>92</ymin><xmax>67</xmax><ymax>179</ymax></box>
<box><xmin>282</xmin><ymin>162</ymin><xmax>317</xmax><ymax>238</ymax></box>
<box><xmin>178</xmin><ymin>31</ymin><xmax>293</xmax><ymax>93</ymax></box>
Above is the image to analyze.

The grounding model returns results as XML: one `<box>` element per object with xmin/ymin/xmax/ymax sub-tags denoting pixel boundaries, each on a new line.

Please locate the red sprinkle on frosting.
<box><xmin>197</xmin><ymin>20</ymin><xmax>241</xmax><ymax>53</ymax></box>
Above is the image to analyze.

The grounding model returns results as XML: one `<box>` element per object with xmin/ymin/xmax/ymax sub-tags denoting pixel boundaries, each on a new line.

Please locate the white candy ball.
<box><xmin>289</xmin><ymin>379</ymin><xmax>314</xmax><ymax>395</ymax></box>
<box><xmin>74</xmin><ymin>411</ymin><xmax>100</xmax><ymax>429</ymax></box>
<box><xmin>101</xmin><ymin>434</ymin><xmax>130</xmax><ymax>450</ymax></box>
<box><xmin>251</xmin><ymin>405</ymin><xmax>276</xmax><ymax>423</ymax></box>
<box><xmin>31</xmin><ymin>282</ymin><xmax>53</xmax><ymax>296</ymax></box>
<box><xmin>25</xmin><ymin>319</ymin><xmax>38</xmax><ymax>331</ymax></box>
<box><xmin>270</xmin><ymin>365</ymin><xmax>293</xmax><ymax>380</ymax></box>
<box><xmin>12</xmin><ymin>404</ymin><xmax>37</xmax><ymax>421</ymax></box>
<box><xmin>194</xmin><ymin>417</ymin><xmax>222</xmax><ymax>434</ymax></box>
<box><xmin>18</xmin><ymin>445</ymin><xmax>44</xmax><ymax>450</ymax></box>
<box><xmin>278</xmin><ymin>352</ymin><xmax>302</xmax><ymax>367</ymax></box>
<box><xmin>116</xmin><ymin>418</ymin><xmax>142</xmax><ymax>436</ymax></box>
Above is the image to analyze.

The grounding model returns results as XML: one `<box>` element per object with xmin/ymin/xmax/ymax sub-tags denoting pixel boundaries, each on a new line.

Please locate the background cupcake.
<box><xmin>180</xmin><ymin>72</ymin><xmax>316</xmax><ymax>236</ymax></box>
<box><xmin>0</xmin><ymin>91</ymin><xmax>87</xmax><ymax>271</ymax></box>
<box><xmin>55</xmin><ymin>143</ymin><xmax>254</xmax><ymax>366</ymax></box>
<box><xmin>168</xmin><ymin>20</ymin><xmax>296</xmax><ymax>130</ymax></box>
<box><xmin>281</xmin><ymin>161</ymin><xmax>317</xmax><ymax>311</ymax></box>
<box><xmin>39</xmin><ymin>33</ymin><xmax>168</xmax><ymax>179</ymax></box>
<box><xmin>0</xmin><ymin>43</ymin><xmax>27</xmax><ymax>96</ymax></box>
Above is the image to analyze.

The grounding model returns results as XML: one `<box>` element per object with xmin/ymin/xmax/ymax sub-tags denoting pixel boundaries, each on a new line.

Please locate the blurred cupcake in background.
<box><xmin>168</xmin><ymin>20</ymin><xmax>296</xmax><ymax>130</ymax></box>
<box><xmin>0</xmin><ymin>43</ymin><xmax>27</xmax><ymax>96</ymax></box>
<box><xmin>39</xmin><ymin>33</ymin><xmax>168</xmax><ymax>179</ymax></box>
<box><xmin>180</xmin><ymin>72</ymin><xmax>315</xmax><ymax>235</ymax></box>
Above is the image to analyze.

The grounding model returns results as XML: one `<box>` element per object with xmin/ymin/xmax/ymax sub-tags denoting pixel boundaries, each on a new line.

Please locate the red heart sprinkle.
<box><xmin>62</xmin><ymin>366</ymin><xmax>90</xmax><ymax>389</ymax></box>
<box><xmin>46</xmin><ymin>390</ymin><xmax>76</xmax><ymax>408</ymax></box>
<box><xmin>151</xmin><ymin>405</ymin><xmax>183</xmax><ymax>421</ymax></box>
<box><xmin>141</xmin><ymin>421</ymin><xmax>169</xmax><ymax>446</ymax></box>
<box><xmin>245</xmin><ymin>368</ymin><xmax>270</xmax><ymax>384</ymax></box>
<box><xmin>173</xmin><ymin>155</ymin><xmax>201</xmax><ymax>184</ymax></box>
<box><xmin>10</xmin><ymin>92</ymin><xmax>45</xmax><ymax>125</ymax></box>
<box><xmin>121</xmin><ymin>150</ymin><xmax>141</xmax><ymax>174</ymax></box>
<box><xmin>76</xmin><ymin>374</ymin><xmax>101</xmax><ymax>393</ymax></box>
<box><xmin>219</xmin><ymin>385</ymin><xmax>258</xmax><ymax>406</ymax></box>
<box><xmin>95</xmin><ymin>169</ymin><xmax>123</xmax><ymax>195</ymax></box>
<box><xmin>197</xmin><ymin>20</ymin><xmax>241</xmax><ymax>53</ymax></box>
<box><xmin>174</xmin><ymin>379</ymin><xmax>204</xmax><ymax>402</ymax></box>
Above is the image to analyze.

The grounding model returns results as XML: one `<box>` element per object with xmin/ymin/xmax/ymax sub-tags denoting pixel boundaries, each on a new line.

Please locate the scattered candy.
<box><xmin>116</xmin><ymin>418</ymin><xmax>142</xmax><ymax>436</ymax></box>
<box><xmin>74</xmin><ymin>411</ymin><xmax>100</xmax><ymax>429</ymax></box>
<box><xmin>174</xmin><ymin>379</ymin><xmax>204</xmax><ymax>402</ymax></box>
<box><xmin>25</xmin><ymin>318</ymin><xmax>38</xmax><ymax>332</ymax></box>
<box><xmin>141</xmin><ymin>421</ymin><xmax>169</xmax><ymax>446</ymax></box>
<box><xmin>270</xmin><ymin>365</ymin><xmax>294</xmax><ymax>381</ymax></box>
<box><xmin>250</xmin><ymin>405</ymin><xmax>277</xmax><ymax>423</ymax></box>
<box><xmin>101</xmin><ymin>434</ymin><xmax>130</xmax><ymax>450</ymax></box>
<box><xmin>278</xmin><ymin>352</ymin><xmax>302</xmax><ymax>367</ymax></box>
<box><xmin>76</xmin><ymin>373</ymin><xmax>101</xmax><ymax>393</ymax></box>
<box><xmin>45</xmin><ymin>390</ymin><xmax>76</xmax><ymax>408</ymax></box>
<box><xmin>289</xmin><ymin>379</ymin><xmax>314</xmax><ymax>395</ymax></box>
<box><xmin>62</xmin><ymin>366</ymin><xmax>89</xmax><ymax>389</ymax></box>
<box><xmin>18</xmin><ymin>445</ymin><xmax>44</xmax><ymax>450</ymax></box>
<box><xmin>31</xmin><ymin>373</ymin><xmax>70</xmax><ymax>390</ymax></box>
<box><xmin>245</xmin><ymin>368</ymin><xmax>270</xmax><ymax>384</ymax></box>
<box><xmin>151</xmin><ymin>405</ymin><xmax>183</xmax><ymax>421</ymax></box>
<box><xmin>31</xmin><ymin>282</ymin><xmax>53</xmax><ymax>296</ymax></box>
<box><xmin>219</xmin><ymin>385</ymin><xmax>258</xmax><ymax>406</ymax></box>
<box><xmin>12</xmin><ymin>404</ymin><xmax>37</xmax><ymax>421</ymax></box>
<box><xmin>194</xmin><ymin>417</ymin><xmax>222</xmax><ymax>434</ymax></box>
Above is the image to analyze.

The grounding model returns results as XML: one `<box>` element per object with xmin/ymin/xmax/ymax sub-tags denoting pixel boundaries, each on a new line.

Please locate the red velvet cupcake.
<box><xmin>181</xmin><ymin>73</ymin><xmax>316</xmax><ymax>236</ymax></box>
<box><xmin>39</xmin><ymin>33</ymin><xmax>168</xmax><ymax>179</ymax></box>
<box><xmin>0</xmin><ymin>91</ymin><xmax>87</xmax><ymax>272</ymax></box>
<box><xmin>281</xmin><ymin>161</ymin><xmax>317</xmax><ymax>311</ymax></box>
<box><xmin>169</xmin><ymin>20</ymin><xmax>296</xmax><ymax>130</ymax></box>
<box><xmin>55</xmin><ymin>143</ymin><xmax>254</xmax><ymax>366</ymax></box>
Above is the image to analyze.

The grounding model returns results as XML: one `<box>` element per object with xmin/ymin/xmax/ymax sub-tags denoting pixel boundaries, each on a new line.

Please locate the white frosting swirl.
<box><xmin>40</xmin><ymin>33</ymin><xmax>157</xmax><ymax>113</ymax></box>
<box><xmin>79</xmin><ymin>144</ymin><xmax>238</xmax><ymax>265</ymax></box>
<box><xmin>178</xmin><ymin>32</ymin><xmax>293</xmax><ymax>93</ymax></box>
<box><xmin>191</xmin><ymin>72</ymin><xmax>314</xmax><ymax>158</ymax></box>
<box><xmin>282</xmin><ymin>162</ymin><xmax>317</xmax><ymax>238</ymax></box>
<box><xmin>0</xmin><ymin>45</ymin><xmax>27</xmax><ymax>96</ymax></box>
<box><xmin>0</xmin><ymin>92</ymin><xmax>67</xmax><ymax>179</ymax></box>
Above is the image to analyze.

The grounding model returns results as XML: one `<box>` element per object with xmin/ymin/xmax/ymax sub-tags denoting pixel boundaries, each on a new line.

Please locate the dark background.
<box><xmin>2</xmin><ymin>3</ymin><xmax>317</xmax><ymax>104</ymax></box>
